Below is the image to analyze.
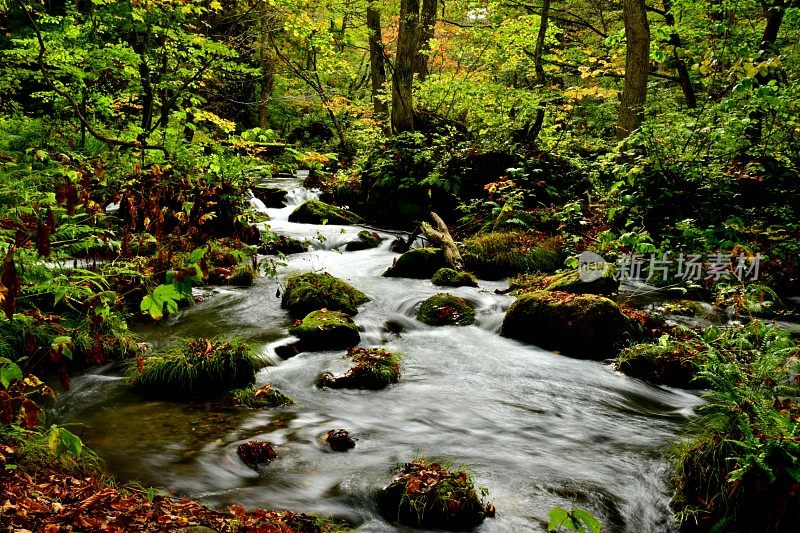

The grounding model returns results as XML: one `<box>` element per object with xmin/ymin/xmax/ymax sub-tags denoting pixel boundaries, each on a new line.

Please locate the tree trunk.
<box><xmin>617</xmin><ymin>0</ymin><xmax>650</xmax><ymax>139</ymax></box>
<box><xmin>391</xmin><ymin>0</ymin><xmax>420</xmax><ymax>134</ymax></box>
<box><xmin>663</xmin><ymin>0</ymin><xmax>696</xmax><ymax>108</ymax></box>
<box><xmin>528</xmin><ymin>0</ymin><xmax>551</xmax><ymax>143</ymax></box>
<box><xmin>416</xmin><ymin>0</ymin><xmax>438</xmax><ymax>80</ymax></box>
<box><xmin>258</xmin><ymin>3</ymin><xmax>276</xmax><ymax>129</ymax></box>
<box><xmin>421</xmin><ymin>212</ymin><xmax>463</xmax><ymax>270</ymax></box>
<box><xmin>367</xmin><ymin>6</ymin><xmax>388</xmax><ymax>121</ymax></box>
<box><xmin>744</xmin><ymin>0</ymin><xmax>787</xmax><ymax>148</ymax></box>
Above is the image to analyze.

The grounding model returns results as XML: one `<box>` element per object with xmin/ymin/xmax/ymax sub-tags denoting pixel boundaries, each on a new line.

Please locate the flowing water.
<box><xmin>56</xmin><ymin>173</ymin><xmax>702</xmax><ymax>532</ymax></box>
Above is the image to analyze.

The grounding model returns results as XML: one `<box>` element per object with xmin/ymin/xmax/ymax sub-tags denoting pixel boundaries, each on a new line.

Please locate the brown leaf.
<box><xmin>1</xmin><ymin>250</ymin><xmax>19</xmax><ymax>319</ymax></box>
<box><xmin>21</xmin><ymin>399</ymin><xmax>41</xmax><ymax>428</ymax></box>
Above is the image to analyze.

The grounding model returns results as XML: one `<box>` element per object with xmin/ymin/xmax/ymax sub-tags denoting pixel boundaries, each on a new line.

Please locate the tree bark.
<box><xmin>391</xmin><ymin>0</ymin><xmax>420</xmax><ymax>134</ymax></box>
<box><xmin>416</xmin><ymin>0</ymin><xmax>438</xmax><ymax>80</ymax></box>
<box><xmin>367</xmin><ymin>6</ymin><xmax>388</xmax><ymax>121</ymax></box>
<box><xmin>617</xmin><ymin>0</ymin><xmax>650</xmax><ymax>139</ymax></box>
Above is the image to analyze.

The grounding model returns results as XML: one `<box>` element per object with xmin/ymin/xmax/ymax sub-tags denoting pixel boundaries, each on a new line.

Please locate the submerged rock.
<box><xmin>416</xmin><ymin>293</ymin><xmax>476</xmax><ymax>326</ymax></box>
<box><xmin>345</xmin><ymin>230</ymin><xmax>384</xmax><ymax>251</ymax></box>
<box><xmin>288</xmin><ymin>199</ymin><xmax>363</xmax><ymax>225</ymax></box>
<box><xmin>461</xmin><ymin>231</ymin><xmax>561</xmax><ymax>279</ymax></box>
<box><xmin>377</xmin><ymin>460</ymin><xmax>491</xmax><ymax>530</ymax></box>
<box><xmin>323</xmin><ymin>429</ymin><xmax>356</xmax><ymax>451</ymax></box>
<box><xmin>291</xmin><ymin>310</ymin><xmax>361</xmax><ymax>350</ymax></box>
<box><xmin>237</xmin><ymin>440</ymin><xmax>276</xmax><ymax>470</ymax></box>
<box><xmin>316</xmin><ymin>347</ymin><xmax>401</xmax><ymax>390</ymax></box>
<box><xmin>281</xmin><ymin>272</ymin><xmax>369</xmax><ymax>318</ymax></box>
<box><xmin>259</xmin><ymin>235</ymin><xmax>308</xmax><ymax>256</ymax></box>
<box><xmin>384</xmin><ymin>247</ymin><xmax>447</xmax><ymax>278</ymax></box>
<box><xmin>501</xmin><ymin>291</ymin><xmax>637</xmax><ymax>358</ymax></box>
<box><xmin>251</xmin><ymin>186</ymin><xmax>288</xmax><ymax>208</ymax></box>
<box><xmin>431</xmin><ymin>268</ymin><xmax>478</xmax><ymax>287</ymax></box>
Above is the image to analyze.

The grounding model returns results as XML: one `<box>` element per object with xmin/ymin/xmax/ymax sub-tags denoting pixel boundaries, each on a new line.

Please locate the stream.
<box><xmin>56</xmin><ymin>173</ymin><xmax>703</xmax><ymax>532</ymax></box>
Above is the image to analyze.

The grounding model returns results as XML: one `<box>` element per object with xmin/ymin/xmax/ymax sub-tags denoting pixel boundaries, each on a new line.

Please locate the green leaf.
<box><xmin>51</xmin><ymin>336</ymin><xmax>74</xmax><ymax>360</ymax></box>
<box><xmin>48</xmin><ymin>426</ymin><xmax>83</xmax><ymax>457</ymax></box>
<box><xmin>0</xmin><ymin>358</ymin><xmax>23</xmax><ymax>389</ymax></box>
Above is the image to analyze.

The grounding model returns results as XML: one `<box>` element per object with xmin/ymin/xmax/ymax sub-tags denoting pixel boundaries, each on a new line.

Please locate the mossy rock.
<box><xmin>431</xmin><ymin>268</ymin><xmax>478</xmax><ymax>287</ymax></box>
<box><xmin>209</xmin><ymin>263</ymin><xmax>256</xmax><ymax>286</ymax></box>
<box><xmin>251</xmin><ymin>186</ymin><xmax>288</xmax><ymax>208</ymax></box>
<box><xmin>384</xmin><ymin>248</ymin><xmax>448</xmax><ymax>278</ymax></box>
<box><xmin>288</xmin><ymin>199</ymin><xmax>364</xmax><ymax>225</ymax></box>
<box><xmin>377</xmin><ymin>460</ymin><xmax>490</xmax><ymax>530</ymax></box>
<box><xmin>126</xmin><ymin>337</ymin><xmax>263</xmax><ymax>394</ymax></box>
<box><xmin>316</xmin><ymin>347</ymin><xmax>401</xmax><ymax>390</ymax></box>
<box><xmin>281</xmin><ymin>272</ymin><xmax>369</xmax><ymax>318</ymax></box>
<box><xmin>501</xmin><ymin>292</ymin><xmax>637</xmax><ymax>358</ymax></box>
<box><xmin>232</xmin><ymin>383</ymin><xmax>294</xmax><ymax>408</ymax></box>
<box><xmin>259</xmin><ymin>235</ymin><xmax>308</xmax><ymax>256</ymax></box>
<box><xmin>616</xmin><ymin>338</ymin><xmax>706</xmax><ymax>389</ymax></box>
<box><xmin>291</xmin><ymin>310</ymin><xmax>361</xmax><ymax>350</ymax></box>
<box><xmin>345</xmin><ymin>230</ymin><xmax>384</xmax><ymax>251</ymax></box>
<box><xmin>543</xmin><ymin>268</ymin><xmax>619</xmax><ymax>296</ymax></box>
<box><xmin>416</xmin><ymin>293</ymin><xmax>476</xmax><ymax>326</ymax></box>
<box><xmin>461</xmin><ymin>231</ymin><xmax>561</xmax><ymax>279</ymax></box>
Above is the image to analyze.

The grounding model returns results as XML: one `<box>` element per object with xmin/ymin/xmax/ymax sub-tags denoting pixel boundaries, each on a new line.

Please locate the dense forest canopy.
<box><xmin>1</xmin><ymin>0</ymin><xmax>799</xmax><ymax>532</ymax></box>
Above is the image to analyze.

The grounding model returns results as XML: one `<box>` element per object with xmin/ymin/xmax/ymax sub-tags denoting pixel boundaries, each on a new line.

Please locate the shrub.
<box><xmin>127</xmin><ymin>337</ymin><xmax>263</xmax><ymax>394</ymax></box>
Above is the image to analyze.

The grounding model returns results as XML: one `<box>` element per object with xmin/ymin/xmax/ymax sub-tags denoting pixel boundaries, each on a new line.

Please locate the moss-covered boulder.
<box><xmin>384</xmin><ymin>248</ymin><xmax>447</xmax><ymax>278</ymax></box>
<box><xmin>291</xmin><ymin>310</ymin><xmax>361</xmax><ymax>350</ymax></box>
<box><xmin>543</xmin><ymin>269</ymin><xmax>619</xmax><ymax>296</ymax></box>
<box><xmin>377</xmin><ymin>460</ymin><xmax>491</xmax><ymax>530</ymax></box>
<box><xmin>259</xmin><ymin>235</ymin><xmax>308</xmax><ymax>256</ymax></box>
<box><xmin>416</xmin><ymin>293</ymin><xmax>475</xmax><ymax>326</ymax></box>
<box><xmin>251</xmin><ymin>186</ymin><xmax>288</xmax><ymax>208</ymax></box>
<box><xmin>501</xmin><ymin>292</ymin><xmax>636</xmax><ymax>358</ymax></box>
<box><xmin>616</xmin><ymin>336</ymin><xmax>706</xmax><ymax>389</ymax></box>
<box><xmin>431</xmin><ymin>268</ymin><xmax>478</xmax><ymax>287</ymax></box>
<box><xmin>208</xmin><ymin>263</ymin><xmax>256</xmax><ymax>286</ymax></box>
<box><xmin>281</xmin><ymin>272</ymin><xmax>369</xmax><ymax>318</ymax></box>
<box><xmin>288</xmin><ymin>199</ymin><xmax>363</xmax><ymax>225</ymax></box>
<box><xmin>232</xmin><ymin>383</ymin><xmax>294</xmax><ymax>408</ymax></box>
<box><xmin>461</xmin><ymin>231</ymin><xmax>561</xmax><ymax>279</ymax></box>
<box><xmin>127</xmin><ymin>337</ymin><xmax>263</xmax><ymax>394</ymax></box>
<box><xmin>316</xmin><ymin>347</ymin><xmax>401</xmax><ymax>390</ymax></box>
<box><xmin>345</xmin><ymin>230</ymin><xmax>384</xmax><ymax>251</ymax></box>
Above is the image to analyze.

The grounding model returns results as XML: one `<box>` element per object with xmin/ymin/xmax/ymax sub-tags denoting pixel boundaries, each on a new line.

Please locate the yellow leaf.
<box><xmin>210</xmin><ymin>0</ymin><xmax>222</xmax><ymax>10</ymax></box>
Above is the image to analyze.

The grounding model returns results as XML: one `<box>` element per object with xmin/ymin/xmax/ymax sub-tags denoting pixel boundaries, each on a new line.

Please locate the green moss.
<box><xmin>227</xmin><ymin>263</ymin><xmax>256</xmax><ymax>286</ymax></box>
<box><xmin>501</xmin><ymin>291</ymin><xmax>636</xmax><ymax>358</ymax></box>
<box><xmin>232</xmin><ymin>383</ymin><xmax>294</xmax><ymax>408</ymax></box>
<box><xmin>288</xmin><ymin>199</ymin><xmax>364</xmax><ymax>225</ymax></box>
<box><xmin>461</xmin><ymin>231</ymin><xmax>561</xmax><ymax>279</ymax></box>
<box><xmin>316</xmin><ymin>347</ymin><xmax>402</xmax><ymax>390</ymax></box>
<box><xmin>616</xmin><ymin>335</ymin><xmax>705</xmax><ymax>388</ymax></box>
<box><xmin>543</xmin><ymin>268</ymin><xmax>619</xmax><ymax>296</ymax></box>
<box><xmin>384</xmin><ymin>248</ymin><xmax>447</xmax><ymax>278</ymax></box>
<box><xmin>281</xmin><ymin>272</ymin><xmax>369</xmax><ymax>318</ymax></box>
<box><xmin>126</xmin><ymin>337</ymin><xmax>263</xmax><ymax>394</ymax></box>
<box><xmin>345</xmin><ymin>230</ymin><xmax>383</xmax><ymax>251</ymax></box>
<box><xmin>259</xmin><ymin>234</ymin><xmax>309</xmax><ymax>255</ymax></box>
<box><xmin>431</xmin><ymin>268</ymin><xmax>478</xmax><ymax>287</ymax></box>
<box><xmin>377</xmin><ymin>459</ymin><xmax>490</xmax><ymax>530</ymax></box>
<box><xmin>291</xmin><ymin>310</ymin><xmax>361</xmax><ymax>350</ymax></box>
<box><xmin>416</xmin><ymin>293</ymin><xmax>476</xmax><ymax>326</ymax></box>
